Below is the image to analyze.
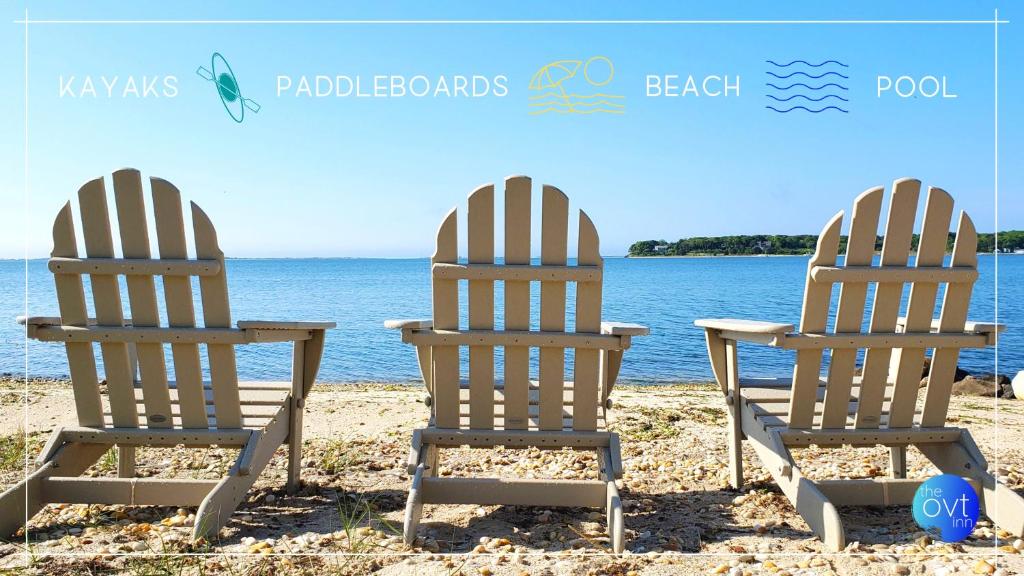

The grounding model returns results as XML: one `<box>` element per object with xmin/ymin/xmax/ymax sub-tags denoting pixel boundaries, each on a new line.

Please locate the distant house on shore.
<box><xmin>653</xmin><ymin>244</ymin><xmax>669</xmax><ymax>254</ymax></box>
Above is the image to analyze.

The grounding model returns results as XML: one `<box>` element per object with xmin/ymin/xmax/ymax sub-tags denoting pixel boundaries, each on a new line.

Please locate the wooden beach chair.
<box><xmin>386</xmin><ymin>176</ymin><xmax>648</xmax><ymax>552</ymax></box>
<box><xmin>0</xmin><ymin>169</ymin><xmax>334</xmax><ymax>540</ymax></box>
<box><xmin>696</xmin><ymin>178</ymin><xmax>1023</xmax><ymax>550</ymax></box>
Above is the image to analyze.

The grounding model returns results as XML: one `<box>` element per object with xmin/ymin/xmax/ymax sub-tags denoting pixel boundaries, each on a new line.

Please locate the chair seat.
<box><xmin>101</xmin><ymin>381</ymin><xmax>292</xmax><ymax>430</ymax></box>
<box><xmin>448</xmin><ymin>380</ymin><xmax>606</xmax><ymax>432</ymax></box>
<box><xmin>740</xmin><ymin>378</ymin><xmax>903</xmax><ymax>430</ymax></box>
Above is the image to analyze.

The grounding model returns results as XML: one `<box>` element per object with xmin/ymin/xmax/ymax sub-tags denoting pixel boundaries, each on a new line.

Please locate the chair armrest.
<box><xmin>694</xmin><ymin>318</ymin><xmax>794</xmax><ymax>347</ymax></box>
<box><xmin>896</xmin><ymin>316</ymin><xmax>1005</xmax><ymax>335</ymax></box>
<box><xmin>384</xmin><ymin>319</ymin><xmax>433</xmax><ymax>330</ymax></box>
<box><xmin>18</xmin><ymin>316</ymin><xmax>62</xmax><ymax>327</ymax></box>
<box><xmin>237</xmin><ymin>320</ymin><xmax>336</xmax><ymax>330</ymax></box>
<box><xmin>600</xmin><ymin>322</ymin><xmax>649</xmax><ymax>336</ymax></box>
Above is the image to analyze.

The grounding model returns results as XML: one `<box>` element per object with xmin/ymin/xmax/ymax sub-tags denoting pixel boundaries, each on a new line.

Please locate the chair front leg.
<box><xmin>287</xmin><ymin>339</ymin><xmax>307</xmax><ymax>493</ymax></box>
<box><xmin>286</xmin><ymin>328</ymin><xmax>329</xmax><ymax>493</ymax></box>
<box><xmin>724</xmin><ymin>338</ymin><xmax>743</xmax><ymax>489</ymax></box>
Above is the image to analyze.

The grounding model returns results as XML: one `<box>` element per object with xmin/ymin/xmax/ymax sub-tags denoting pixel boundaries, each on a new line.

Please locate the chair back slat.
<box><xmin>428</xmin><ymin>178</ymin><xmax>605</xmax><ymax>431</ymax></box>
<box><xmin>820</xmin><ymin>188</ymin><xmax>882</xmax><ymax>427</ymax></box>
<box><xmin>51</xmin><ymin>203</ymin><xmax>104</xmax><ymax>427</ymax></box>
<box><xmin>572</xmin><ymin>211</ymin><xmax>603</xmax><ymax>431</ymax></box>
<box><xmin>192</xmin><ymin>202</ymin><xmax>242</xmax><ymax>428</ymax></box>
<box><xmin>788</xmin><ymin>211</ymin><xmax>842</xmax><ymax>428</ymax></box>
<box><xmin>468</xmin><ymin>185</ymin><xmax>496</xmax><ymax>429</ymax></box>
<box><xmin>113</xmin><ymin>169</ymin><xmax>173</xmax><ymax>427</ymax></box>
<box><xmin>920</xmin><ymin>212</ymin><xmax>978</xmax><ymax>425</ymax></box>
<box><xmin>431</xmin><ymin>209</ymin><xmax>461</xmax><ymax>428</ymax></box>
<box><xmin>503</xmin><ymin>176</ymin><xmax>532</xmax><ymax>430</ymax></box>
<box><xmin>151</xmin><ymin>179</ymin><xmax>208</xmax><ymax>428</ymax></box>
<box><xmin>887</xmin><ymin>187</ymin><xmax>955</xmax><ymax>427</ymax></box>
<box><xmin>854</xmin><ymin>178</ymin><xmax>921</xmax><ymax>427</ymax></box>
<box><xmin>78</xmin><ymin>178</ymin><xmax>139</xmax><ymax>428</ymax></box>
<box><xmin>538</xmin><ymin>186</ymin><xmax>570</xmax><ymax>431</ymax></box>
<box><xmin>791</xmin><ymin>179</ymin><xmax>980</xmax><ymax>431</ymax></box>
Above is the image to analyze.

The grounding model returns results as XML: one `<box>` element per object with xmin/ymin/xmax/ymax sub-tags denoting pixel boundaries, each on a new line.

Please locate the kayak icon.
<box><xmin>197</xmin><ymin>52</ymin><xmax>261</xmax><ymax>123</ymax></box>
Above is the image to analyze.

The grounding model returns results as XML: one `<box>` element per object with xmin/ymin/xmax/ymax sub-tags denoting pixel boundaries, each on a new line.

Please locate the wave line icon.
<box><xmin>766</xmin><ymin>70</ymin><xmax>849</xmax><ymax>80</ymax></box>
<box><xmin>767</xmin><ymin>82</ymin><xmax>849</xmax><ymax>91</ymax></box>
<box><xmin>766</xmin><ymin>105</ymin><xmax>849</xmax><ymax>114</ymax></box>
<box><xmin>767</xmin><ymin>93</ymin><xmax>849</xmax><ymax>103</ymax></box>
<box><xmin>764</xmin><ymin>58</ymin><xmax>850</xmax><ymax>115</ymax></box>
<box><xmin>766</xmin><ymin>59</ymin><xmax>849</xmax><ymax>68</ymax></box>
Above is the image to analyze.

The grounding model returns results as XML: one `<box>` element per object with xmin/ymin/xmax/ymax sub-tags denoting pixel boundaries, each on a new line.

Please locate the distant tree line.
<box><xmin>628</xmin><ymin>231</ymin><xmax>1024</xmax><ymax>257</ymax></box>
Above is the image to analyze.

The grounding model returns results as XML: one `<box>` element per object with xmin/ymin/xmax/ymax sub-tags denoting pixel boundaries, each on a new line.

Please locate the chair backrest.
<box><xmin>428</xmin><ymin>176</ymin><xmax>606</xmax><ymax>431</ymax></box>
<box><xmin>50</xmin><ymin>168</ymin><xmax>242</xmax><ymax>430</ymax></box>
<box><xmin>789</xmin><ymin>178</ymin><xmax>979</xmax><ymax>430</ymax></box>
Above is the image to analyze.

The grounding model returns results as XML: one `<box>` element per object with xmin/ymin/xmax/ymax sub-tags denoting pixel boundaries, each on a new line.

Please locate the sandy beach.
<box><xmin>1</xmin><ymin>377</ymin><xmax>1022</xmax><ymax>575</ymax></box>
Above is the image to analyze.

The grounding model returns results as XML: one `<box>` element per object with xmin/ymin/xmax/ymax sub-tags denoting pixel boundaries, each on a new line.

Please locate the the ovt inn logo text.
<box><xmin>912</xmin><ymin>475</ymin><xmax>980</xmax><ymax>543</ymax></box>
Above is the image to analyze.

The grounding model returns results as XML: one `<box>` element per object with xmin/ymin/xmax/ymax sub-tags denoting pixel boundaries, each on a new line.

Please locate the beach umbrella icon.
<box><xmin>529</xmin><ymin>60</ymin><xmax>582</xmax><ymax>93</ymax></box>
<box><xmin>197</xmin><ymin>52</ymin><xmax>260</xmax><ymax>123</ymax></box>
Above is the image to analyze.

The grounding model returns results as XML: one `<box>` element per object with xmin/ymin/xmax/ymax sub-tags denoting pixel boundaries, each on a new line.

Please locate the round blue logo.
<box><xmin>912</xmin><ymin>474</ymin><xmax>980</xmax><ymax>542</ymax></box>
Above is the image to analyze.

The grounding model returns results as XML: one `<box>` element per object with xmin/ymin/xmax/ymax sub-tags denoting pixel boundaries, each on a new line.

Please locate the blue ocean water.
<box><xmin>0</xmin><ymin>255</ymin><xmax>1018</xmax><ymax>383</ymax></box>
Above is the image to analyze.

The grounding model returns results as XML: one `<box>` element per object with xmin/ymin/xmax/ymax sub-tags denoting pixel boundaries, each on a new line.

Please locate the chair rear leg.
<box><xmin>889</xmin><ymin>446</ymin><xmax>907</xmax><ymax>479</ymax></box>
<box><xmin>118</xmin><ymin>446</ymin><xmax>136</xmax><ymax>478</ymax></box>
<box><xmin>0</xmin><ymin>441</ymin><xmax>108</xmax><ymax>538</ymax></box>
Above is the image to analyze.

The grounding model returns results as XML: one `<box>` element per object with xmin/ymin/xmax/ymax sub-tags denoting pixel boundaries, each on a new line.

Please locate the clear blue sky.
<box><xmin>1</xmin><ymin>1</ymin><xmax>1019</xmax><ymax>258</ymax></box>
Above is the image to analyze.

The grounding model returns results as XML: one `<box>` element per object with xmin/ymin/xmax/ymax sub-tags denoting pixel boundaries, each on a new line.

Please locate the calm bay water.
<box><xmin>0</xmin><ymin>255</ymin><xmax>1019</xmax><ymax>383</ymax></box>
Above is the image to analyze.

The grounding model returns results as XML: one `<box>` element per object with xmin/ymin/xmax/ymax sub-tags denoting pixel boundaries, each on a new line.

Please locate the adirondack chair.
<box><xmin>696</xmin><ymin>178</ymin><xmax>1023</xmax><ymax>550</ymax></box>
<box><xmin>0</xmin><ymin>169</ymin><xmax>334</xmax><ymax>540</ymax></box>
<box><xmin>386</xmin><ymin>176</ymin><xmax>648</xmax><ymax>552</ymax></box>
